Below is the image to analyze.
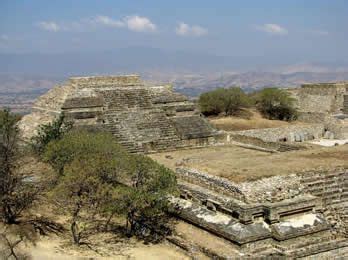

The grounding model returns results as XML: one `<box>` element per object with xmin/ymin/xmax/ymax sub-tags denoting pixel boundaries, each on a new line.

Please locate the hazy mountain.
<box><xmin>171</xmin><ymin>71</ymin><xmax>348</xmax><ymax>97</ymax></box>
<box><xmin>2</xmin><ymin>47</ymin><xmax>347</xmax><ymax>76</ymax></box>
<box><xmin>1</xmin><ymin>47</ymin><xmax>348</xmax><ymax>112</ymax></box>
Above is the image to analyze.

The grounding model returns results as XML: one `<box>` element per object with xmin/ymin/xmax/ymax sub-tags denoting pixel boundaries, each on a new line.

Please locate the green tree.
<box><xmin>223</xmin><ymin>87</ymin><xmax>251</xmax><ymax>115</ymax></box>
<box><xmin>43</xmin><ymin>130</ymin><xmax>130</xmax><ymax>176</ymax></box>
<box><xmin>31</xmin><ymin>115</ymin><xmax>72</xmax><ymax>156</ymax></box>
<box><xmin>45</xmin><ymin>131</ymin><xmax>130</xmax><ymax>245</ymax></box>
<box><xmin>123</xmin><ymin>155</ymin><xmax>177</xmax><ymax>242</ymax></box>
<box><xmin>198</xmin><ymin>88</ymin><xmax>226</xmax><ymax>116</ymax></box>
<box><xmin>198</xmin><ymin>87</ymin><xmax>250</xmax><ymax>116</ymax></box>
<box><xmin>45</xmin><ymin>130</ymin><xmax>177</xmax><ymax>244</ymax></box>
<box><xmin>0</xmin><ymin>109</ymin><xmax>41</xmax><ymax>224</ymax></box>
<box><xmin>255</xmin><ymin>88</ymin><xmax>297</xmax><ymax>121</ymax></box>
<box><xmin>51</xmin><ymin>158</ymin><xmax>116</xmax><ymax>245</ymax></box>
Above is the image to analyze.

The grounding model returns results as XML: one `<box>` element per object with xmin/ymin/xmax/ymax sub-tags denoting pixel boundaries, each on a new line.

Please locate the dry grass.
<box><xmin>150</xmin><ymin>144</ymin><xmax>348</xmax><ymax>183</ymax></box>
<box><xmin>209</xmin><ymin>109</ymin><xmax>299</xmax><ymax>131</ymax></box>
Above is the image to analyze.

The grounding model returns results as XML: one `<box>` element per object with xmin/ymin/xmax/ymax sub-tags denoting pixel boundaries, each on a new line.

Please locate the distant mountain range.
<box><xmin>170</xmin><ymin>71</ymin><xmax>348</xmax><ymax>97</ymax></box>
<box><xmin>1</xmin><ymin>47</ymin><xmax>348</xmax><ymax>75</ymax></box>
<box><xmin>1</xmin><ymin>46</ymin><xmax>348</xmax><ymax>100</ymax></box>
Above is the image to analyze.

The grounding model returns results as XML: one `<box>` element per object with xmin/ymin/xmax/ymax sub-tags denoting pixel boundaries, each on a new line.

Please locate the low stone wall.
<box><xmin>176</xmin><ymin>168</ymin><xmax>245</xmax><ymax>201</ymax></box>
<box><xmin>231</xmin><ymin>124</ymin><xmax>325</xmax><ymax>143</ymax></box>
<box><xmin>297</xmin><ymin>112</ymin><xmax>330</xmax><ymax>123</ymax></box>
<box><xmin>224</xmin><ymin>133</ymin><xmax>306</xmax><ymax>152</ymax></box>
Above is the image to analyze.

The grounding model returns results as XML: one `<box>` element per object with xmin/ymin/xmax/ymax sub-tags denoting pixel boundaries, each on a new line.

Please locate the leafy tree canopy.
<box><xmin>254</xmin><ymin>88</ymin><xmax>297</xmax><ymax>121</ymax></box>
<box><xmin>198</xmin><ymin>87</ymin><xmax>250</xmax><ymax>116</ymax></box>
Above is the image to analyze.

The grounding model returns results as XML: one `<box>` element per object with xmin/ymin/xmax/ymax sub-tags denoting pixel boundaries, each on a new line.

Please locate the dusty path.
<box><xmin>24</xmin><ymin>234</ymin><xmax>190</xmax><ymax>260</ymax></box>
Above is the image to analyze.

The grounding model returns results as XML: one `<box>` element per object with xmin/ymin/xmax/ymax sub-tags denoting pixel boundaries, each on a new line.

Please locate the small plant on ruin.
<box><xmin>0</xmin><ymin>109</ymin><xmax>42</xmax><ymax>224</ymax></box>
<box><xmin>255</xmin><ymin>88</ymin><xmax>297</xmax><ymax>121</ymax></box>
<box><xmin>31</xmin><ymin>115</ymin><xmax>73</xmax><ymax>156</ymax></box>
<box><xmin>199</xmin><ymin>87</ymin><xmax>251</xmax><ymax>116</ymax></box>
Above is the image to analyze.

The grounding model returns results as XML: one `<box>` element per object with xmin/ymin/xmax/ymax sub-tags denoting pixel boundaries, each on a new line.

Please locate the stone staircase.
<box><xmin>285</xmin><ymin>236</ymin><xmax>348</xmax><ymax>258</ymax></box>
<box><xmin>99</xmin><ymin>87</ymin><xmax>154</xmax><ymax>111</ymax></box>
<box><xmin>170</xmin><ymin>115</ymin><xmax>216</xmax><ymax>140</ymax></box>
<box><xmin>103</xmin><ymin>109</ymin><xmax>182</xmax><ymax>153</ymax></box>
<box><xmin>97</xmin><ymin>87</ymin><xmax>182</xmax><ymax>152</ymax></box>
<box><xmin>94</xmin><ymin>85</ymin><xmax>218</xmax><ymax>153</ymax></box>
<box><xmin>301</xmin><ymin>170</ymin><xmax>348</xmax><ymax>236</ymax></box>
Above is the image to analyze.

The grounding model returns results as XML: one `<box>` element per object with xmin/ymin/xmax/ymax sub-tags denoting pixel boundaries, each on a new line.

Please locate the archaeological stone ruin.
<box><xmin>19</xmin><ymin>76</ymin><xmax>348</xmax><ymax>258</ymax></box>
<box><xmin>19</xmin><ymin>75</ymin><xmax>218</xmax><ymax>153</ymax></box>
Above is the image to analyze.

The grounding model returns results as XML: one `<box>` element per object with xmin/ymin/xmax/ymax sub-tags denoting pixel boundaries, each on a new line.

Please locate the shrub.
<box><xmin>46</xmin><ymin>130</ymin><xmax>177</xmax><ymax>244</ymax></box>
<box><xmin>43</xmin><ymin>130</ymin><xmax>130</xmax><ymax>176</ymax></box>
<box><xmin>255</xmin><ymin>88</ymin><xmax>297</xmax><ymax>121</ymax></box>
<box><xmin>123</xmin><ymin>155</ymin><xmax>177</xmax><ymax>242</ymax></box>
<box><xmin>198</xmin><ymin>87</ymin><xmax>250</xmax><ymax>116</ymax></box>
<box><xmin>31</xmin><ymin>115</ymin><xmax>72</xmax><ymax>156</ymax></box>
<box><xmin>198</xmin><ymin>88</ymin><xmax>226</xmax><ymax>116</ymax></box>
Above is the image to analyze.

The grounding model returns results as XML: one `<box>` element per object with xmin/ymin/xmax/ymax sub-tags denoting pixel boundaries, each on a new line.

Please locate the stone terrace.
<box><xmin>150</xmin><ymin>144</ymin><xmax>348</xmax><ymax>182</ymax></box>
<box><xmin>19</xmin><ymin>75</ymin><xmax>218</xmax><ymax>153</ymax></box>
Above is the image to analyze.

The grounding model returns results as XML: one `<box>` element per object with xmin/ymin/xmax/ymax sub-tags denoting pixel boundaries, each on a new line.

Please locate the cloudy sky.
<box><xmin>0</xmin><ymin>0</ymin><xmax>347</xmax><ymax>63</ymax></box>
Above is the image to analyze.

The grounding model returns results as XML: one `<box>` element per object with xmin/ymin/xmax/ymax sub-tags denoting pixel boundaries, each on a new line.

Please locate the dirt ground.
<box><xmin>208</xmin><ymin>109</ymin><xmax>302</xmax><ymax>131</ymax></box>
<box><xmin>15</xmin><ymin>231</ymin><xmax>190</xmax><ymax>260</ymax></box>
<box><xmin>150</xmin><ymin>144</ymin><xmax>348</xmax><ymax>182</ymax></box>
<box><xmin>175</xmin><ymin>222</ymin><xmax>240</xmax><ymax>258</ymax></box>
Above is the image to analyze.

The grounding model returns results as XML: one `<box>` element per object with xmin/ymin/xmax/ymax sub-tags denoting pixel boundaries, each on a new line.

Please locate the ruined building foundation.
<box><xmin>19</xmin><ymin>76</ymin><xmax>348</xmax><ymax>258</ymax></box>
<box><xmin>19</xmin><ymin>75</ymin><xmax>218</xmax><ymax>153</ymax></box>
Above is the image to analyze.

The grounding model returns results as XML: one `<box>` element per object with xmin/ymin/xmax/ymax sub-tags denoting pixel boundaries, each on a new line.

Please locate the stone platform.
<box><xmin>19</xmin><ymin>75</ymin><xmax>218</xmax><ymax>153</ymax></box>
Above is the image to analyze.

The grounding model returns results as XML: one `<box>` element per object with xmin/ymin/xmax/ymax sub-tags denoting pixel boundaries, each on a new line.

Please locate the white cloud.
<box><xmin>124</xmin><ymin>15</ymin><xmax>156</xmax><ymax>32</ymax></box>
<box><xmin>37</xmin><ymin>21</ymin><xmax>60</xmax><ymax>32</ymax></box>
<box><xmin>93</xmin><ymin>15</ymin><xmax>124</xmax><ymax>28</ymax></box>
<box><xmin>176</xmin><ymin>22</ymin><xmax>207</xmax><ymax>37</ymax></box>
<box><xmin>256</xmin><ymin>23</ymin><xmax>288</xmax><ymax>35</ymax></box>
<box><xmin>36</xmin><ymin>15</ymin><xmax>157</xmax><ymax>33</ymax></box>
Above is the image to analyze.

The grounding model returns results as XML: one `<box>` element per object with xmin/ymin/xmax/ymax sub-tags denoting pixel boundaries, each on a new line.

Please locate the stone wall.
<box><xmin>173</xmin><ymin>167</ymin><xmax>348</xmax><ymax>257</ymax></box>
<box><xmin>289</xmin><ymin>82</ymin><xmax>348</xmax><ymax>114</ymax></box>
<box><xmin>231</xmin><ymin>124</ymin><xmax>325</xmax><ymax>143</ymax></box>
<box><xmin>220</xmin><ymin>133</ymin><xmax>306</xmax><ymax>152</ymax></box>
<box><xmin>176</xmin><ymin>168</ymin><xmax>246</xmax><ymax>201</ymax></box>
<box><xmin>344</xmin><ymin>94</ymin><xmax>348</xmax><ymax>114</ymax></box>
<box><xmin>69</xmin><ymin>75</ymin><xmax>141</xmax><ymax>87</ymax></box>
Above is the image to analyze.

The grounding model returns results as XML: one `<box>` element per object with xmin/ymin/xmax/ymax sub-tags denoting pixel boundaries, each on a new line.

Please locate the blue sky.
<box><xmin>0</xmin><ymin>0</ymin><xmax>347</xmax><ymax>63</ymax></box>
